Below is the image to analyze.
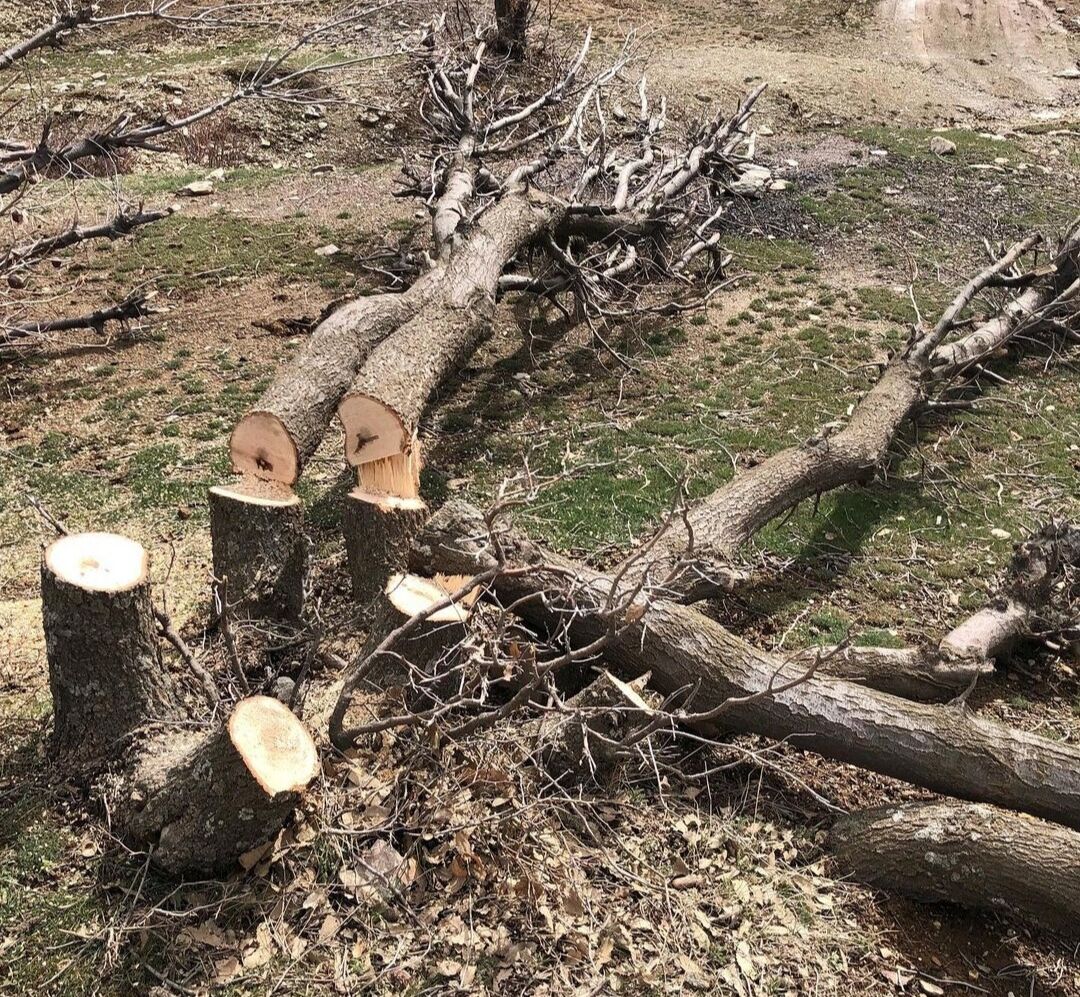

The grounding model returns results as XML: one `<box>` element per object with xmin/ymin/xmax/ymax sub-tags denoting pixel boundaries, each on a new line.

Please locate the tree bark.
<box><xmin>938</xmin><ymin>520</ymin><xmax>1080</xmax><ymax>665</ymax></box>
<box><xmin>41</xmin><ymin>532</ymin><xmax>181</xmax><ymax>759</ymax></box>
<box><xmin>117</xmin><ymin>696</ymin><xmax>319</xmax><ymax>875</ymax></box>
<box><xmin>828</xmin><ymin>801</ymin><xmax>1080</xmax><ymax>937</ymax></box>
<box><xmin>209</xmin><ymin>479</ymin><xmax>308</xmax><ymax>621</ymax></box>
<box><xmin>412</xmin><ymin>500</ymin><xmax>1080</xmax><ymax>830</ymax></box>
<box><xmin>624</xmin><ymin>230</ymin><xmax>1080</xmax><ymax>601</ymax></box>
<box><xmin>786</xmin><ymin>645</ymin><xmax>990</xmax><ymax>703</ymax></box>
<box><xmin>342</xmin><ymin>488</ymin><xmax>429</xmax><ymax>609</ymax></box>
<box><xmin>337</xmin><ymin>189</ymin><xmax>564</xmax><ymax>476</ymax></box>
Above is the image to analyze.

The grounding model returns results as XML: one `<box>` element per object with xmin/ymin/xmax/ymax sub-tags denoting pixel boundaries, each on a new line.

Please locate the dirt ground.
<box><xmin>2</xmin><ymin>1</ymin><xmax>1080</xmax><ymax>994</ymax></box>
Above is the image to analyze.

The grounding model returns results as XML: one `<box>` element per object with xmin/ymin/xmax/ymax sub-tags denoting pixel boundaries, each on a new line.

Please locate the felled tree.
<box><xmin>225</xmin><ymin>18</ymin><xmax>774</xmax><ymax>616</ymax></box>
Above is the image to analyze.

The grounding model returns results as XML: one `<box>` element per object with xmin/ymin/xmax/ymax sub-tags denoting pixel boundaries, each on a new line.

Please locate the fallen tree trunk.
<box><xmin>410</xmin><ymin>500</ymin><xmax>1080</xmax><ymax>830</ymax></box>
<box><xmin>40</xmin><ymin>532</ymin><xmax>319</xmax><ymax>873</ymax></box>
<box><xmin>828</xmin><ymin>801</ymin><xmax>1080</xmax><ymax>937</ymax></box>
<box><xmin>337</xmin><ymin>188</ymin><xmax>563</xmax><ymax>489</ymax></box>
<box><xmin>785</xmin><ymin>645</ymin><xmax>989</xmax><ymax>703</ymax></box>
<box><xmin>624</xmin><ymin>228</ymin><xmax>1080</xmax><ymax>600</ymax></box>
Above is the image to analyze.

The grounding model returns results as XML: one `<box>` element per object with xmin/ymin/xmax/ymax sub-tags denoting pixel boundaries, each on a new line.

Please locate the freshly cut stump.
<box><xmin>124</xmin><ymin>696</ymin><xmax>320</xmax><ymax>875</ymax></box>
<box><xmin>829</xmin><ymin>801</ymin><xmax>1080</xmax><ymax>937</ymax></box>
<box><xmin>330</xmin><ymin>573</ymin><xmax>474</xmax><ymax>748</ymax></box>
<box><xmin>342</xmin><ymin>488</ymin><xmax>429</xmax><ymax>608</ymax></box>
<box><xmin>41</xmin><ymin>532</ymin><xmax>179</xmax><ymax>758</ymax></box>
<box><xmin>209</xmin><ymin>477</ymin><xmax>308</xmax><ymax>621</ymax></box>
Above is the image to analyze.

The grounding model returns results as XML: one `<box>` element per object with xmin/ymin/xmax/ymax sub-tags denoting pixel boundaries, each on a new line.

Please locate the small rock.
<box><xmin>314</xmin><ymin>244</ymin><xmax>340</xmax><ymax>257</ymax></box>
<box><xmin>303</xmin><ymin>104</ymin><xmax>324</xmax><ymax>119</ymax></box>
<box><xmin>1055</xmin><ymin>67</ymin><xmax>1080</xmax><ymax>79</ymax></box>
<box><xmin>160</xmin><ymin>79</ymin><xmax>185</xmax><ymax>94</ymax></box>
<box><xmin>930</xmin><ymin>136</ymin><xmax>957</xmax><ymax>156</ymax></box>
<box><xmin>311</xmin><ymin>163</ymin><xmax>335</xmax><ymax>175</ymax></box>
<box><xmin>869</xmin><ymin>148</ymin><xmax>888</xmax><ymax>158</ymax></box>
<box><xmin>7</xmin><ymin>273</ymin><xmax>28</xmax><ymax>289</ymax></box>
<box><xmin>205</xmin><ymin>167</ymin><xmax>226</xmax><ymax>181</ymax></box>
<box><xmin>271</xmin><ymin>677</ymin><xmax>296</xmax><ymax>703</ymax></box>
<box><xmin>990</xmin><ymin>528</ymin><xmax>1012</xmax><ymax>541</ymax></box>
<box><xmin>177</xmin><ymin>504</ymin><xmax>192</xmax><ymax>521</ymax></box>
<box><xmin>176</xmin><ymin>179</ymin><xmax>214</xmax><ymax>197</ymax></box>
<box><xmin>358</xmin><ymin>110</ymin><xmax>381</xmax><ymax>126</ymax></box>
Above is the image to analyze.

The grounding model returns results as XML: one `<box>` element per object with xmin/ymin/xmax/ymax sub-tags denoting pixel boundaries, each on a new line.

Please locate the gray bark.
<box><xmin>413</xmin><ymin>500</ymin><xmax>1080</xmax><ymax>830</ymax></box>
<box><xmin>342</xmin><ymin>490</ymin><xmax>429</xmax><ymax>610</ymax></box>
<box><xmin>209</xmin><ymin>482</ymin><xmax>309</xmax><ymax>622</ymax></box>
<box><xmin>829</xmin><ymin>801</ymin><xmax>1080</xmax><ymax>937</ymax></box>
<box><xmin>41</xmin><ymin>537</ymin><xmax>181</xmax><ymax>759</ymax></box>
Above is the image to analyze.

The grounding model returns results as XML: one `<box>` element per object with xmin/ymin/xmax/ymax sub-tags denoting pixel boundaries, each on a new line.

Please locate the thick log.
<box><xmin>342</xmin><ymin>488</ymin><xmax>429</xmax><ymax>609</ymax></box>
<box><xmin>229</xmin><ymin>292</ymin><xmax>420</xmax><ymax>485</ymax></box>
<box><xmin>828</xmin><ymin>801</ymin><xmax>1080</xmax><ymax>937</ymax></box>
<box><xmin>41</xmin><ymin>532</ymin><xmax>181</xmax><ymax>758</ymax></box>
<box><xmin>624</xmin><ymin>228</ymin><xmax>1080</xmax><ymax>601</ymax></box>
<box><xmin>493</xmin><ymin>0</ymin><xmax>529</xmax><ymax>58</ymax></box>
<box><xmin>209</xmin><ymin>479</ymin><xmax>308</xmax><ymax>621</ymax></box>
<box><xmin>337</xmin><ymin>189</ymin><xmax>563</xmax><ymax>478</ymax></box>
<box><xmin>412</xmin><ymin>501</ymin><xmax>1080</xmax><ymax>830</ymax></box>
<box><xmin>120</xmin><ymin>696</ymin><xmax>319</xmax><ymax>875</ymax></box>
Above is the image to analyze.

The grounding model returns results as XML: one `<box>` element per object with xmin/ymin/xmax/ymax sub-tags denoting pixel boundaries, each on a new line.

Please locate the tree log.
<box><xmin>41</xmin><ymin>532</ymin><xmax>181</xmax><ymax>759</ymax></box>
<box><xmin>337</xmin><ymin>189</ymin><xmax>563</xmax><ymax>485</ymax></box>
<box><xmin>623</xmin><ymin>228</ymin><xmax>1080</xmax><ymax>601</ymax></box>
<box><xmin>209</xmin><ymin>479</ymin><xmax>308</xmax><ymax>621</ymax></box>
<box><xmin>786</xmin><ymin>646</ymin><xmax>990</xmax><ymax>703</ymax></box>
<box><xmin>118</xmin><ymin>696</ymin><xmax>319</xmax><ymax>875</ymax></box>
<box><xmin>412</xmin><ymin>500</ymin><xmax>1080</xmax><ymax>830</ymax></box>
<box><xmin>342</xmin><ymin>488</ymin><xmax>429</xmax><ymax>609</ymax></box>
<box><xmin>828</xmin><ymin>801</ymin><xmax>1080</xmax><ymax>937</ymax></box>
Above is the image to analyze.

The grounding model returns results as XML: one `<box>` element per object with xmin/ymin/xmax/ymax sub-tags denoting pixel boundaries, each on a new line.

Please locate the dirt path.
<box><xmin>878</xmin><ymin>0</ymin><xmax>1074</xmax><ymax>101</ymax></box>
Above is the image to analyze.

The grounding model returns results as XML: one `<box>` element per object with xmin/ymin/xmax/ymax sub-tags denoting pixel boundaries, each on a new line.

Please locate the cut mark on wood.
<box><xmin>227</xmin><ymin>696</ymin><xmax>320</xmax><ymax>797</ymax></box>
<box><xmin>210</xmin><ymin>476</ymin><xmax>301</xmax><ymax>508</ymax></box>
<box><xmin>230</xmin><ymin>410</ymin><xmax>300</xmax><ymax>486</ymax></box>
<box><xmin>45</xmin><ymin>532</ymin><xmax>149</xmax><ymax>593</ymax></box>
<box><xmin>338</xmin><ymin>392</ymin><xmax>408</xmax><ymax>465</ymax></box>
<box><xmin>356</xmin><ymin>434</ymin><xmax>422</xmax><ymax>499</ymax></box>
<box><xmin>385</xmin><ymin>572</ymin><xmax>471</xmax><ymax>624</ymax></box>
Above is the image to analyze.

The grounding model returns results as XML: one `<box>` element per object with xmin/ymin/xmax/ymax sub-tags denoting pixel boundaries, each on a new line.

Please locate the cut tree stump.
<box><xmin>330</xmin><ymin>573</ymin><xmax>473</xmax><ymax>747</ymax></box>
<box><xmin>209</xmin><ymin>478</ymin><xmax>308</xmax><ymax>621</ymax></box>
<box><xmin>342</xmin><ymin>487</ymin><xmax>429</xmax><ymax>609</ymax></box>
<box><xmin>829</xmin><ymin>801</ymin><xmax>1080</xmax><ymax>937</ymax></box>
<box><xmin>120</xmin><ymin>696</ymin><xmax>319</xmax><ymax>875</ymax></box>
<box><xmin>41</xmin><ymin>531</ymin><xmax>181</xmax><ymax>758</ymax></box>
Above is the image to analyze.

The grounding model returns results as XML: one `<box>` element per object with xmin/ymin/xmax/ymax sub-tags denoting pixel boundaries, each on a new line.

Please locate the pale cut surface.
<box><xmin>348</xmin><ymin>488</ymin><xmax>428</xmax><ymax>512</ymax></box>
<box><xmin>210</xmin><ymin>477</ymin><xmax>301</xmax><ymax>508</ymax></box>
<box><xmin>230</xmin><ymin>411</ymin><xmax>300</xmax><ymax>485</ymax></box>
<box><xmin>356</xmin><ymin>444</ymin><xmax>422</xmax><ymax>499</ymax></box>
<box><xmin>385</xmin><ymin>572</ymin><xmax>470</xmax><ymax>623</ymax></box>
<box><xmin>45</xmin><ymin>532</ymin><xmax>149</xmax><ymax>593</ymax></box>
<box><xmin>228</xmin><ymin>696</ymin><xmax>320</xmax><ymax>797</ymax></box>
<box><xmin>338</xmin><ymin>392</ymin><xmax>408</xmax><ymax>465</ymax></box>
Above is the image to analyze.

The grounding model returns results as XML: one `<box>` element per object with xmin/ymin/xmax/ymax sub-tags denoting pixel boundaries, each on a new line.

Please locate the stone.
<box><xmin>930</xmin><ymin>136</ymin><xmax>957</xmax><ymax>156</ymax></box>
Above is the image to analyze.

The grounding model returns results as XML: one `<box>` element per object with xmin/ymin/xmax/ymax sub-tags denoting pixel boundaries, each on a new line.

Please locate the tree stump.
<box><xmin>208</xmin><ymin>477</ymin><xmax>308</xmax><ymax>621</ymax></box>
<box><xmin>41</xmin><ymin>531</ymin><xmax>181</xmax><ymax>758</ymax></box>
<box><xmin>120</xmin><ymin>696</ymin><xmax>320</xmax><ymax>875</ymax></box>
<box><xmin>342</xmin><ymin>488</ymin><xmax>429</xmax><ymax>610</ymax></box>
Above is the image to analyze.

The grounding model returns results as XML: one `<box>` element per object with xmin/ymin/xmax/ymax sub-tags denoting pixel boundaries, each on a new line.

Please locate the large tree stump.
<box><xmin>119</xmin><ymin>696</ymin><xmax>319</xmax><ymax>875</ymax></box>
<box><xmin>342</xmin><ymin>487</ymin><xmax>429</xmax><ymax>609</ymax></box>
<box><xmin>829</xmin><ymin>801</ymin><xmax>1080</xmax><ymax>937</ymax></box>
<box><xmin>208</xmin><ymin>478</ymin><xmax>308</xmax><ymax>621</ymax></box>
<box><xmin>41</xmin><ymin>532</ymin><xmax>181</xmax><ymax>758</ymax></box>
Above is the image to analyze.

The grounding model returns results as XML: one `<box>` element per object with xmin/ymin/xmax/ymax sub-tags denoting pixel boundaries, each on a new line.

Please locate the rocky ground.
<box><xmin>2</xmin><ymin>1</ymin><xmax>1080</xmax><ymax>994</ymax></box>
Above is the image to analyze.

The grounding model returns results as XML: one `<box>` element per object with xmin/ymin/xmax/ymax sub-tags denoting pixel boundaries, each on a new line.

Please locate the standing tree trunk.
<box><xmin>411</xmin><ymin>501</ymin><xmax>1080</xmax><ymax>830</ymax></box>
<box><xmin>342</xmin><ymin>489</ymin><xmax>429</xmax><ymax>608</ymax></box>
<box><xmin>828</xmin><ymin>801</ymin><xmax>1080</xmax><ymax>937</ymax></box>
<box><xmin>209</xmin><ymin>479</ymin><xmax>308</xmax><ymax>621</ymax></box>
<box><xmin>41</xmin><ymin>532</ymin><xmax>181</xmax><ymax>758</ymax></box>
<box><xmin>493</xmin><ymin>0</ymin><xmax>530</xmax><ymax>59</ymax></box>
<box><xmin>40</xmin><ymin>532</ymin><xmax>320</xmax><ymax>874</ymax></box>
